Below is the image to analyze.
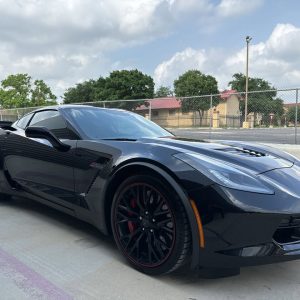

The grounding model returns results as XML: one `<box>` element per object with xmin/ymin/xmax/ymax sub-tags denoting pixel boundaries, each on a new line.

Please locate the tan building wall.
<box><xmin>154</xmin><ymin>110</ymin><xmax>213</xmax><ymax>127</ymax></box>
<box><xmin>208</xmin><ymin>94</ymin><xmax>241</xmax><ymax>127</ymax></box>
<box><xmin>138</xmin><ymin>94</ymin><xmax>240</xmax><ymax>128</ymax></box>
<box><xmin>144</xmin><ymin>109</ymin><xmax>195</xmax><ymax>127</ymax></box>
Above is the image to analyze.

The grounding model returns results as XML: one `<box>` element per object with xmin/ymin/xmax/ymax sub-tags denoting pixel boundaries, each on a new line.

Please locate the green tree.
<box><xmin>63</xmin><ymin>70</ymin><xmax>154</xmax><ymax>110</ymax></box>
<box><xmin>229</xmin><ymin>73</ymin><xmax>283</xmax><ymax>119</ymax></box>
<box><xmin>286</xmin><ymin>105</ymin><xmax>300</xmax><ymax>124</ymax></box>
<box><xmin>0</xmin><ymin>74</ymin><xmax>57</xmax><ymax>108</ymax></box>
<box><xmin>229</xmin><ymin>73</ymin><xmax>273</xmax><ymax>93</ymax></box>
<box><xmin>64</xmin><ymin>79</ymin><xmax>98</xmax><ymax>104</ymax></box>
<box><xmin>91</xmin><ymin>77</ymin><xmax>110</xmax><ymax>102</ymax></box>
<box><xmin>104</xmin><ymin>69</ymin><xmax>154</xmax><ymax>110</ymax></box>
<box><xmin>31</xmin><ymin>80</ymin><xmax>57</xmax><ymax>106</ymax></box>
<box><xmin>229</xmin><ymin>73</ymin><xmax>285</xmax><ymax>126</ymax></box>
<box><xmin>261</xmin><ymin>98</ymin><xmax>285</xmax><ymax>126</ymax></box>
<box><xmin>174</xmin><ymin>70</ymin><xmax>219</xmax><ymax>125</ymax></box>
<box><xmin>0</xmin><ymin>74</ymin><xmax>32</xmax><ymax>108</ymax></box>
<box><xmin>155</xmin><ymin>86</ymin><xmax>173</xmax><ymax>98</ymax></box>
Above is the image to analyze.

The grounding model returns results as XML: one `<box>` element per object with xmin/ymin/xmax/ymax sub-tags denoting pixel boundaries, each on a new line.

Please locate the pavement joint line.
<box><xmin>0</xmin><ymin>247</ymin><xmax>73</xmax><ymax>300</ymax></box>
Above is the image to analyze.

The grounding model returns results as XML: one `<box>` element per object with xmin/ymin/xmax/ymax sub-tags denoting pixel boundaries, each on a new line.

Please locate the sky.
<box><xmin>0</xmin><ymin>0</ymin><xmax>300</xmax><ymax>100</ymax></box>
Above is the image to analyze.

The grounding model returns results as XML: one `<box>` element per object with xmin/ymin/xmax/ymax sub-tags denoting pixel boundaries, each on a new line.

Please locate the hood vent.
<box><xmin>217</xmin><ymin>147</ymin><xmax>267</xmax><ymax>157</ymax></box>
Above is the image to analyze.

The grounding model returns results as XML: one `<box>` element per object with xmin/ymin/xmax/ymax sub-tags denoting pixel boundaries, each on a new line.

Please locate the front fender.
<box><xmin>103</xmin><ymin>161</ymin><xmax>201</xmax><ymax>269</ymax></box>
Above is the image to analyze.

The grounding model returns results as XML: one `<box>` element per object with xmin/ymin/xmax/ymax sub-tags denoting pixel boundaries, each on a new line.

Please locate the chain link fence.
<box><xmin>0</xmin><ymin>88</ymin><xmax>299</xmax><ymax>144</ymax></box>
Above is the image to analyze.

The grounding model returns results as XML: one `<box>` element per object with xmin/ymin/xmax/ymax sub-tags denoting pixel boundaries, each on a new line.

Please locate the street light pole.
<box><xmin>243</xmin><ymin>36</ymin><xmax>252</xmax><ymax>128</ymax></box>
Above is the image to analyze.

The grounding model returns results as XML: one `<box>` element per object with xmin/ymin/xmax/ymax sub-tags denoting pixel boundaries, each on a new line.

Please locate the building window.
<box><xmin>152</xmin><ymin>110</ymin><xmax>159</xmax><ymax>117</ymax></box>
<box><xmin>169</xmin><ymin>109</ymin><xmax>176</xmax><ymax>116</ymax></box>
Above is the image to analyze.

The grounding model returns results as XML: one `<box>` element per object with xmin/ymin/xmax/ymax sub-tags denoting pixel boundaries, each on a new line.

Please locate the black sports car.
<box><xmin>1</xmin><ymin>105</ymin><xmax>300</xmax><ymax>277</ymax></box>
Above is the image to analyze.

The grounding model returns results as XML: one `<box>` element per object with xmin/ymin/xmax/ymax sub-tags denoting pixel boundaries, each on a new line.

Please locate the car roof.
<box><xmin>26</xmin><ymin>104</ymin><xmax>127</xmax><ymax>115</ymax></box>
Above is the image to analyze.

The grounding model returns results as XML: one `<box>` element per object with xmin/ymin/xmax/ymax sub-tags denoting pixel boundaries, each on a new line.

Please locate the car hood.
<box><xmin>139</xmin><ymin>137</ymin><xmax>295</xmax><ymax>175</ymax></box>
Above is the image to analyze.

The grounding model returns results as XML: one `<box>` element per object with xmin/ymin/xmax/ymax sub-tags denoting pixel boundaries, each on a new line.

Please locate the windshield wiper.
<box><xmin>101</xmin><ymin>138</ymin><xmax>137</xmax><ymax>141</ymax></box>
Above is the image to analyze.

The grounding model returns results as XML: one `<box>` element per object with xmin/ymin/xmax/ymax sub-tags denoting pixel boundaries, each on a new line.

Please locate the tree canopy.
<box><xmin>286</xmin><ymin>105</ymin><xmax>300</xmax><ymax>124</ymax></box>
<box><xmin>174</xmin><ymin>70</ymin><xmax>219</xmax><ymax>125</ymax></box>
<box><xmin>63</xmin><ymin>69</ymin><xmax>154</xmax><ymax>110</ymax></box>
<box><xmin>229</xmin><ymin>73</ymin><xmax>283</xmax><ymax>117</ymax></box>
<box><xmin>229</xmin><ymin>73</ymin><xmax>274</xmax><ymax>92</ymax></box>
<box><xmin>0</xmin><ymin>74</ymin><xmax>56</xmax><ymax>108</ymax></box>
<box><xmin>174</xmin><ymin>70</ymin><xmax>219</xmax><ymax>97</ymax></box>
<box><xmin>155</xmin><ymin>86</ymin><xmax>173</xmax><ymax>98</ymax></box>
<box><xmin>64</xmin><ymin>79</ymin><xmax>99</xmax><ymax>104</ymax></box>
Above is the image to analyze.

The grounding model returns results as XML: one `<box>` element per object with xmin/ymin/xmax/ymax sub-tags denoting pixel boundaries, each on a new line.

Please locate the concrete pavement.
<box><xmin>171</xmin><ymin>127</ymin><xmax>300</xmax><ymax>144</ymax></box>
<box><xmin>265</xmin><ymin>143</ymin><xmax>300</xmax><ymax>158</ymax></box>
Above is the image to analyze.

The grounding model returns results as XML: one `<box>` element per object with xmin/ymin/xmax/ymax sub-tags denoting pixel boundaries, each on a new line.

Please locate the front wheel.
<box><xmin>111</xmin><ymin>174</ymin><xmax>191</xmax><ymax>275</ymax></box>
<box><xmin>0</xmin><ymin>193</ymin><xmax>11</xmax><ymax>201</ymax></box>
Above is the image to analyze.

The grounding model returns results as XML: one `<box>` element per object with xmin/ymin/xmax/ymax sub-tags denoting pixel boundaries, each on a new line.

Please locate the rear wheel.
<box><xmin>111</xmin><ymin>174</ymin><xmax>191</xmax><ymax>275</ymax></box>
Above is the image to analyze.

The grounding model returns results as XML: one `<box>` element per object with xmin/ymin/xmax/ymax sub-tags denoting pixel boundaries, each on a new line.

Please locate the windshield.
<box><xmin>64</xmin><ymin>107</ymin><xmax>173</xmax><ymax>140</ymax></box>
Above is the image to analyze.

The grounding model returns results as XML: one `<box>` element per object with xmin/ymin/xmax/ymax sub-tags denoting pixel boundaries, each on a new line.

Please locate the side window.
<box><xmin>29</xmin><ymin>110</ymin><xmax>76</xmax><ymax>140</ymax></box>
<box><xmin>16</xmin><ymin>113</ymin><xmax>33</xmax><ymax>129</ymax></box>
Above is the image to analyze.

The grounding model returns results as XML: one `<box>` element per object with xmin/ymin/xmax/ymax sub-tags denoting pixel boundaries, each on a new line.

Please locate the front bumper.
<box><xmin>190</xmin><ymin>180</ymin><xmax>300</xmax><ymax>269</ymax></box>
<box><xmin>199</xmin><ymin>234</ymin><xmax>300</xmax><ymax>269</ymax></box>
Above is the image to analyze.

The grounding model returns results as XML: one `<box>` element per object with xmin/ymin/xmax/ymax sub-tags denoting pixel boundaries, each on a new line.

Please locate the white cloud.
<box><xmin>169</xmin><ymin>0</ymin><xmax>214</xmax><ymax>15</ymax></box>
<box><xmin>0</xmin><ymin>0</ymin><xmax>265</xmax><ymax>99</ymax></box>
<box><xmin>0</xmin><ymin>0</ymin><xmax>175</xmax><ymax>97</ymax></box>
<box><xmin>0</xmin><ymin>0</ymin><xmax>173</xmax><ymax>50</ymax></box>
<box><xmin>154</xmin><ymin>48</ymin><xmax>207</xmax><ymax>86</ymax></box>
<box><xmin>154</xmin><ymin>23</ymin><xmax>300</xmax><ymax>90</ymax></box>
<box><xmin>154</xmin><ymin>47</ymin><xmax>229</xmax><ymax>89</ymax></box>
<box><xmin>216</xmin><ymin>0</ymin><xmax>264</xmax><ymax>17</ymax></box>
<box><xmin>225</xmin><ymin>23</ymin><xmax>300</xmax><ymax>87</ymax></box>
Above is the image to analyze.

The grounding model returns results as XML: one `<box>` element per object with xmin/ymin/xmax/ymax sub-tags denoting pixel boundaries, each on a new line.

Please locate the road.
<box><xmin>170</xmin><ymin>127</ymin><xmax>300</xmax><ymax>144</ymax></box>
<box><xmin>0</xmin><ymin>146</ymin><xmax>299</xmax><ymax>299</ymax></box>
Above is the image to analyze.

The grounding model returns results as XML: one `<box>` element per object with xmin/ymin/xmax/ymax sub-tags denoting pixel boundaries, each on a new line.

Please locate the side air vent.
<box><xmin>216</xmin><ymin>147</ymin><xmax>267</xmax><ymax>157</ymax></box>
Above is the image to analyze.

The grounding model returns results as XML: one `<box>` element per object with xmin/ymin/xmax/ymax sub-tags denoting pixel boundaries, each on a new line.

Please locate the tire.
<box><xmin>111</xmin><ymin>174</ymin><xmax>191</xmax><ymax>275</ymax></box>
<box><xmin>0</xmin><ymin>193</ymin><xmax>11</xmax><ymax>201</ymax></box>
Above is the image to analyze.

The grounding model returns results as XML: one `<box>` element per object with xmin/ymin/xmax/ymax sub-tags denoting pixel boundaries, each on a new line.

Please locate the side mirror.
<box><xmin>0</xmin><ymin>121</ymin><xmax>16</xmax><ymax>132</ymax></box>
<box><xmin>2</xmin><ymin>125</ymin><xmax>17</xmax><ymax>132</ymax></box>
<box><xmin>25</xmin><ymin>126</ymin><xmax>70</xmax><ymax>152</ymax></box>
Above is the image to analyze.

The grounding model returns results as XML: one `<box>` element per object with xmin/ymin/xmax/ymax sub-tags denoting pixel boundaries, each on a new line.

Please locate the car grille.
<box><xmin>273</xmin><ymin>216</ymin><xmax>300</xmax><ymax>244</ymax></box>
<box><xmin>278</xmin><ymin>216</ymin><xmax>300</xmax><ymax>229</ymax></box>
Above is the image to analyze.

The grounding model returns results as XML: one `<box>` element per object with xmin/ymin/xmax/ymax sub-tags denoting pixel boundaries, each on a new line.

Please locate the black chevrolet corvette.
<box><xmin>1</xmin><ymin>105</ymin><xmax>300</xmax><ymax>277</ymax></box>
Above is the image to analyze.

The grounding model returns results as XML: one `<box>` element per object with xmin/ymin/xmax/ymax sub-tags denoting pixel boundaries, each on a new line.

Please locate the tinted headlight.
<box><xmin>174</xmin><ymin>152</ymin><xmax>274</xmax><ymax>195</ymax></box>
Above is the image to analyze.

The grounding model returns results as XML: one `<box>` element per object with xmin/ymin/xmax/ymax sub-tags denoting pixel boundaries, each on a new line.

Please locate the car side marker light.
<box><xmin>190</xmin><ymin>199</ymin><xmax>205</xmax><ymax>248</ymax></box>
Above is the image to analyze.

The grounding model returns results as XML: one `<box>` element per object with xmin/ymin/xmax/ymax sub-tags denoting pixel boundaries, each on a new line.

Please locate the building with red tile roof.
<box><xmin>136</xmin><ymin>90</ymin><xmax>241</xmax><ymax>128</ymax></box>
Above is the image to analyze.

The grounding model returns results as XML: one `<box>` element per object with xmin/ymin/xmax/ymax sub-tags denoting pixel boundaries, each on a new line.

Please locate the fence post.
<box><xmin>296</xmin><ymin>88</ymin><xmax>299</xmax><ymax>145</ymax></box>
<box><xmin>149</xmin><ymin>100</ymin><xmax>152</xmax><ymax>121</ymax></box>
<box><xmin>209</xmin><ymin>94</ymin><xmax>213</xmax><ymax>140</ymax></box>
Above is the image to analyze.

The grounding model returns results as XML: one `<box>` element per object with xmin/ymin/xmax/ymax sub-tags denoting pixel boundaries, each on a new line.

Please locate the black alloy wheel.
<box><xmin>111</xmin><ymin>174</ymin><xmax>191</xmax><ymax>275</ymax></box>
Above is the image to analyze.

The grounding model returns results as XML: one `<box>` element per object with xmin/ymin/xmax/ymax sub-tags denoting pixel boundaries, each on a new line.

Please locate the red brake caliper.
<box><xmin>128</xmin><ymin>199</ymin><xmax>137</xmax><ymax>233</ymax></box>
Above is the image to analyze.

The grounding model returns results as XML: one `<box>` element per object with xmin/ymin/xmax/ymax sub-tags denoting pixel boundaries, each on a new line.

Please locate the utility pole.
<box><xmin>243</xmin><ymin>36</ymin><xmax>252</xmax><ymax>128</ymax></box>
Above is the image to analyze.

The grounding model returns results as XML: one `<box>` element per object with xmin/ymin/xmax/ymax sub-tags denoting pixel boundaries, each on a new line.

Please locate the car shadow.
<box><xmin>0</xmin><ymin>195</ymin><xmax>121</xmax><ymax>260</ymax></box>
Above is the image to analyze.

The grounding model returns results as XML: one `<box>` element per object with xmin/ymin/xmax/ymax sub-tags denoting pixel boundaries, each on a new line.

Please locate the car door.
<box><xmin>4</xmin><ymin>109</ymin><xmax>77</xmax><ymax>209</ymax></box>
